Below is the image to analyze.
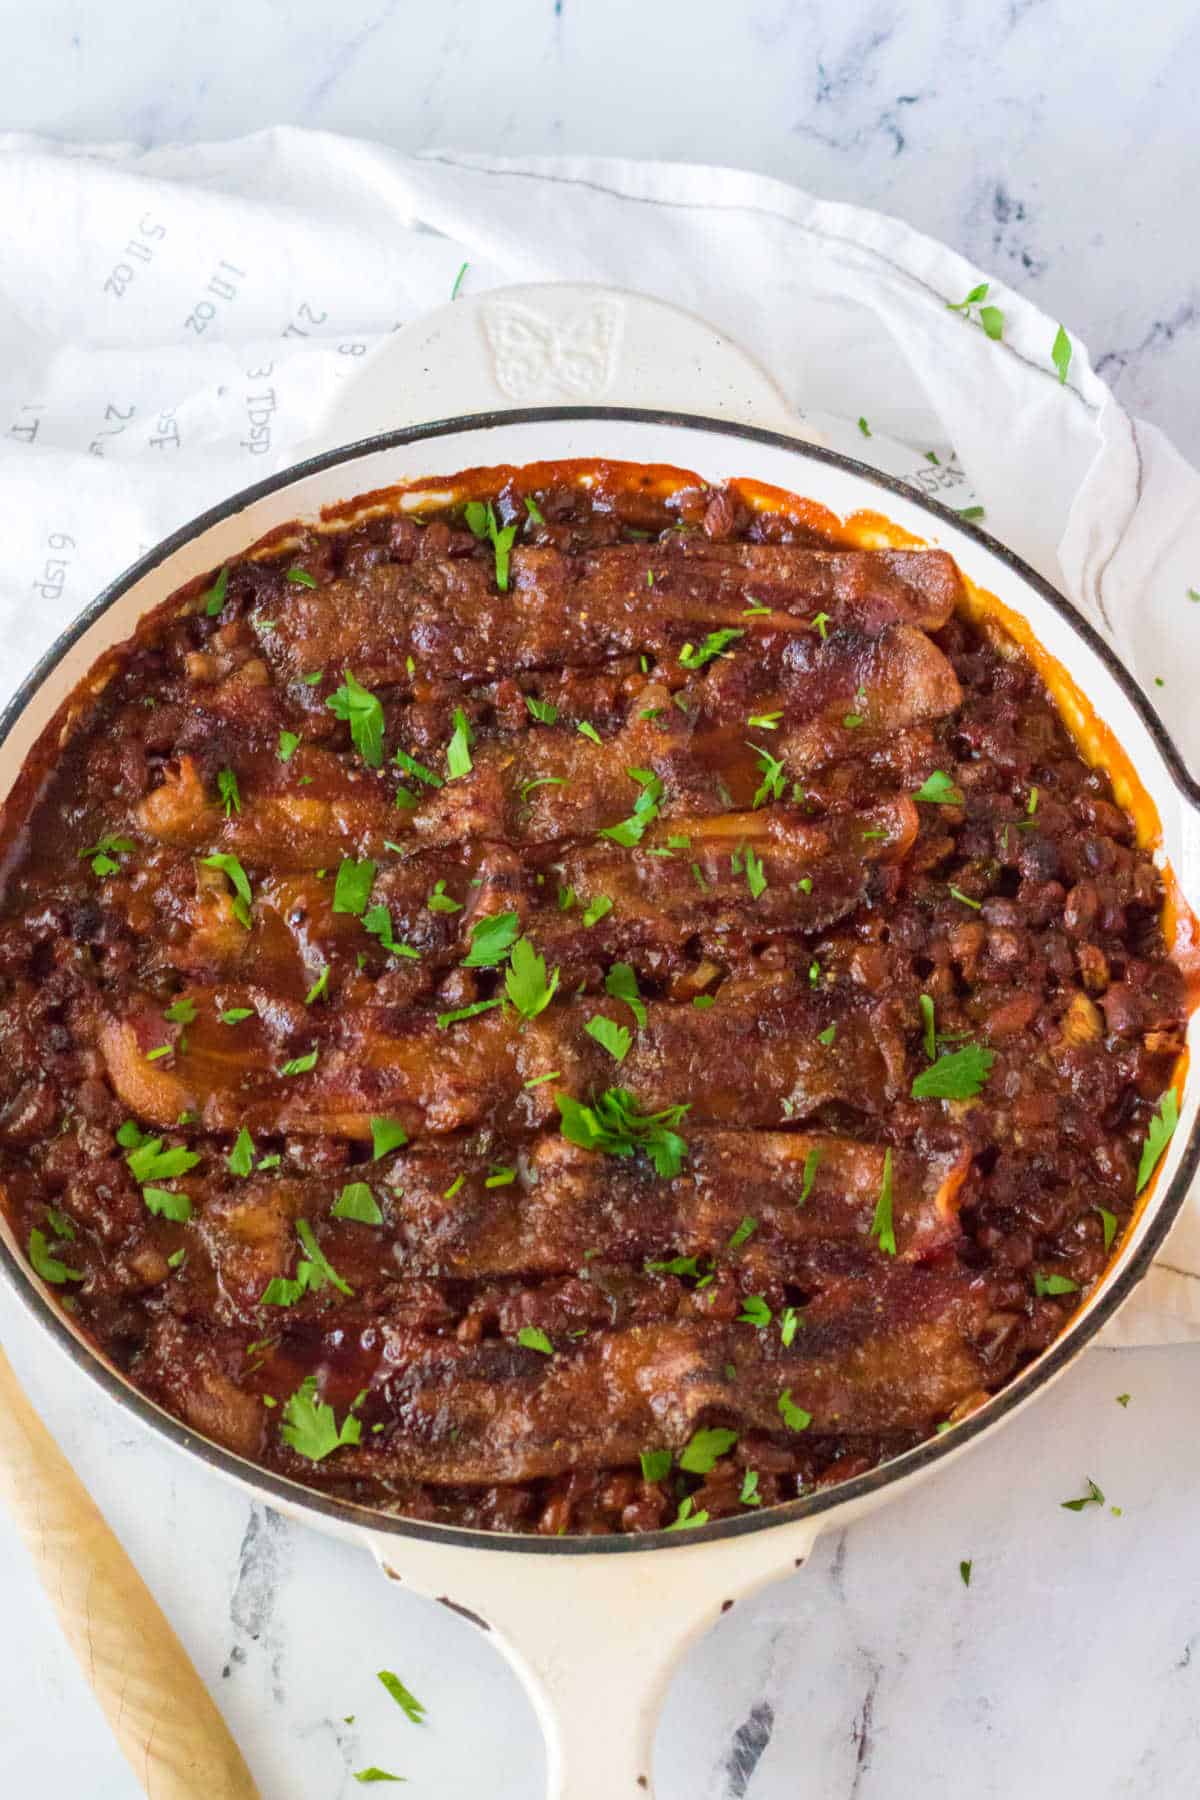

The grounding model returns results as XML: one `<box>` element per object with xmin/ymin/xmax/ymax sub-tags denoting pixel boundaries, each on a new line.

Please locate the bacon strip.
<box><xmin>98</xmin><ymin>983</ymin><xmax>904</xmax><ymax>1139</ymax></box>
<box><xmin>250</xmin><ymin>544</ymin><xmax>963</xmax><ymax>689</ymax></box>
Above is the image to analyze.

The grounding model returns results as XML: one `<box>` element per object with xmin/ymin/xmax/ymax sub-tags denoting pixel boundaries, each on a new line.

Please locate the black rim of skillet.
<box><xmin>0</xmin><ymin>404</ymin><xmax>1196</xmax><ymax>1559</ymax></box>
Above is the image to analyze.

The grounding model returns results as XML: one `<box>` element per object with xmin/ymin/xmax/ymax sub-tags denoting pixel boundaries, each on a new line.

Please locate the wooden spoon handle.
<box><xmin>0</xmin><ymin>1339</ymin><xmax>260</xmax><ymax>1798</ymax></box>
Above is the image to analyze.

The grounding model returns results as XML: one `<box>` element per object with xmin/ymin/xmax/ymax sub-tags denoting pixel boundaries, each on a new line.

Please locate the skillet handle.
<box><xmin>369</xmin><ymin>1516</ymin><xmax>820</xmax><ymax>1798</ymax></box>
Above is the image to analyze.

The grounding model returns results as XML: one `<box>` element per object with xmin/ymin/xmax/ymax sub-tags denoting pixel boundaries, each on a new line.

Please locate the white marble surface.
<box><xmin>4</xmin><ymin>4</ymin><xmax>1200</xmax><ymax>1797</ymax></box>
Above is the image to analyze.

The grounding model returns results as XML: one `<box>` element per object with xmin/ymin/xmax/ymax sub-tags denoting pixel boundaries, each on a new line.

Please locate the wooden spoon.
<box><xmin>0</xmin><ymin>1338</ymin><xmax>260</xmax><ymax>1798</ymax></box>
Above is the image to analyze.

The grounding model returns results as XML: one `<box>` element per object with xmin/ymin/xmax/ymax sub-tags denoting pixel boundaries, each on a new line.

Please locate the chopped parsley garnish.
<box><xmin>1117</xmin><ymin>1393</ymin><xmax>1131</xmax><ymax>1407</ymax></box>
<box><xmin>678</xmin><ymin>629</ymin><xmax>743</xmax><ymax>670</ymax></box>
<box><xmin>142</xmin><ymin>1186</ymin><xmax>193</xmax><ymax>1222</ymax></box>
<box><xmin>585</xmin><ymin>1015</ymin><xmax>631</xmax><ymax>1062</ymax></box>
<box><xmin>692</xmin><ymin>994</ymin><xmax>715</xmax><ymax>1011</ymax></box>
<box><xmin>394</xmin><ymin>747</ymin><xmax>442</xmax><ymax>790</ymax></box>
<box><xmin>780</xmin><ymin>1306</ymin><xmax>801</xmax><ymax>1347</ymax></box>
<box><xmin>870</xmin><ymin>1148</ymin><xmax>896</xmax><ymax>1255</ymax></box>
<box><xmin>145</xmin><ymin>1045</ymin><xmax>173</xmax><ymax>1062</ymax></box>
<box><xmin>582</xmin><ymin>894</ymin><xmax>613</xmax><ymax>928</ymax></box>
<box><xmin>464</xmin><ymin>499</ymin><xmax>517</xmax><ymax>590</ymax></box>
<box><xmin>911</xmin><ymin>1044</ymin><xmax>994</xmax><ymax>1101</ymax></box>
<box><xmin>280</xmin><ymin>1375</ymin><xmax>362</xmax><ymax>1461</ymax></box>
<box><xmin>167</xmin><ymin>1248</ymin><xmax>187</xmax><ymax>1270</ymax></box>
<box><xmin>604</xmin><ymin>961</ymin><xmax>646</xmax><ymax>1028</ymax></box>
<box><xmin>728</xmin><ymin>1215</ymin><xmax>757</xmax><ymax>1251</ymax></box>
<box><xmin>747</xmin><ymin>711</ymin><xmax>782</xmax><ymax>730</ymax></box>
<box><xmin>960</xmin><ymin>1560</ymin><xmax>972</xmax><ymax>1587</ymax></box>
<box><xmin>811</xmin><ymin>611</ymin><xmax>831</xmax><ymax>640</ymax></box>
<box><xmin>364</xmin><ymin>904</ymin><xmax>419</xmax><ymax>959</ymax></box>
<box><xmin>517</xmin><ymin>1326</ymin><xmax>554</xmax><ymax>1355</ymax></box>
<box><xmin>332</xmin><ymin>1181</ymin><xmax>383</xmax><ymax>1225</ymax></box>
<box><xmin>426</xmin><ymin>879</ymin><xmax>462</xmax><ymax>914</ymax></box>
<box><xmin>505</xmin><ymin>936</ymin><xmax>560</xmax><ymax>1019</ymax></box>
<box><xmin>524</xmin><ymin>1069</ymin><xmax>562</xmax><ymax>1090</ymax></box>
<box><xmin>1051</xmin><ymin>324</ymin><xmax>1072</xmax><ymax>384</ymax></box>
<box><xmin>1061</xmin><ymin>1478</ymin><xmax>1105</xmax><ymax>1513</ymax></box>
<box><xmin>816</xmin><ymin>1023</ymin><xmax>836</xmax><ymax>1047</ymax></box>
<box><xmin>485</xmin><ymin>1164</ymin><xmax>516</xmax><ymax>1188</ymax></box>
<box><xmin>333</xmin><ymin>857</ymin><xmax>377</xmax><ymax>917</ymax></box>
<box><xmin>576</xmin><ymin>720</ymin><xmax>602</xmax><ymax>746</ymax></box>
<box><xmin>1136</xmin><ymin>1088</ymin><xmax>1179</xmax><ymax>1194</ymax></box>
<box><xmin>29</xmin><ymin>1228</ymin><xmax>84</xmax><ymax>1284</ymax></box>
<box><xmin>201</xmin><ymin>852</ymin><xmax>253</xmax><ymax>928</ymax></box>
<box><xmin>126</xmin><ymin>1138</ymin><xmax>201</xmax><ymax>1183</ymax></box>
<box><xmin>164</xmin><ymin>997</ymin><xmax>197</xmax><ymax>1025</ymax></box>
<box><xmin>370</xmin><ymin>1117</ymin><xmax>408</xmax><ymax>1159</ymax></box>
<box><xmin>799</xmin><ymin>1148</ymin><xmax>821</xmax><ymax>1205</ymax></box>
<box><xmin>556</xmin><ymin>1087</ymin><xmax>689</xmax><ymax>1178</ymax></box>
<box><xmin>946</xmin><ymin>281</ymin><xmax>1005</xmax><ymax>340</ymax></box>
<box><xmin>437</xmin><ymin>997</ymin><xmax>503</xmax><ymax>1029</ymax></box>
<box><xmin>524</xmin><ymin>494</ymin><xmax>545</xmax><ymax>524</ymax></box>
<box><xmin>352</xmin><ymin>1771</ymin><xmax>403</xmax><ymax>1785</ymax></box>
<box><xmin>203</xmin><ymin>566</ymin><xmax>230</xmax><ymax>616</ymax></box>
<box><xmin>78</xmin><ymin>832</ymin><xmax>137</xmax><ymax>877</ymax></box>
<box><xmin>596</xmin><ymin>768</ymin><xmax>664</xmax><ymax>846</ymax></box>
<box><xmin>327</xmin><ymin>670</ymin><xmax>385</xmax><ymax>767</ymax></box>
<box><xmin>857</xmin><ymin>416</ymin><xmax>872</xmax><ymax>437</ymax></box>
<box><xmin>220</xmin><ymin>1007</ymin><xmax>254</xmax><ymax>1024</ymax></box>
<box><xmin>279</xmin><ymin>1048</ymin><xmax>319</xmax><ymax>1076</ymax></box>
<box><xmin>278</xmin><ymin>730</ymin><xmax>302</xmax><ymax>763</ymax></box>
<box><xmin>525</xmin><ymin>695</ymin><xmax>558</xmax><ymax>725</ymax></box>
<box><xmin>519</xmin><ymin>776</ymin><xmax>566</xmax><ymax>802</ymax></box>
<box><xmin>645</xmin><ymin>1254</ymin><xmax>706</xmax><ymax>1278</ymax></box>
<box><xmin>215</xmin><ymin>767</ymin><xmax>241</xmax><ymax>816</ymax></box>
<box><xmin>738</xmin><ymin>1295</ymin><xmax>771</xmax><ymax>1328</ymax></box>
<box><xmin>740</xmin><ymin>1470</ymin><xmax>762</xmax><ymax>1506</ymax></box>
<box><xmin>227</xmin><ymin>1127</ymin><xmax>255</xmax><ymax>1177</ymax></box>
<box><xmin>679</xmin><ymin>1427</ymin><xmax>738</xmax><ymax>1474</ymax></box>
<box><xmin>300</xmin><ymin>670</ymin><xmax>323</xmax><ymax>686</ymax></box>
<box><xmin>285</xmin><ymin>566</ymin><xmax>317</xmax><ymax>587</ymax></box>
<box><xmin>462</xmin><ymin>910</ymin><xmax>521</xmax><ymax>968</ymax></box>
<box><xmin>665</xmin><ymin>1497</ymin><xmax>709</xmax><ymax>1531</ymax></box>
<box><xmin>749</xmin><ymin>741</ymin><xmax>787</xmax><ymax>808</ymax></box>
<box><xmin>45</xmin><ymin>1208</ymin><xmax>76</xmax><ymax>1242</ymax></box>
<box><xmin>446</xmin><ymin>707</ymin><xmax>473</xmax><ymax>779</ymax></box>
<box><xmin>1033</xmin><ymin>1269</ymin><xmax>1080</xmax><ymax>1299</ymax></box>
<box><xmin>300</xmin><ymin>966</ymin><xmax>329</xmax><ymax>1009</ymax></box>
<box><xmin>777</xmin><ymin>1390</ymin><xmax>812</xmax><ymax>1432</ymax></box>
<box><xmin>640</xmin><ymin>1449</ymin><xmax>672</xmax><ymax>1484</ymax></box>
<box><xmin>842</xmin><ymin>712</ymin><xmax>865</xmax><ymax>730</ymax></box>
<box><xmin>1095</xmin><ymin>1206</ymin><xmax>1117</xmax><ymax>1252</ymax></box>
<box><xmin>957</xmin><ymin>506</ymin><xmax>986</xmax><ymax>522</ymax></box>
<box><xmin>744</xmin><ymin>847</ymin><xmax>767</xmax><ymax>899</ymax></box>
<box><xmin>918</xmin><ymin>993</ymin><xmax>937</xmax><ymax>1060</ymax></box>
<box><xmin>913</xmin><ymin>769</ymin><xmax>963</xmax><ymax>805</ymax></box>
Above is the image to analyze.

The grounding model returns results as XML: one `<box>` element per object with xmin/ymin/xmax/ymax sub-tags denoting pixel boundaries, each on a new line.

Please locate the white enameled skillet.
<box><xmin>1</xmin><ymin>302</ymin><xmax>1197</xmax><ymax>1800</ymax></box>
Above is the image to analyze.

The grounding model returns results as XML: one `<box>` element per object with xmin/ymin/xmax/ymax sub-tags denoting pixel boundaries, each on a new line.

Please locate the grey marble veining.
<box><xmin>3</xmin><ymin>4</ymin><xmax>1200</xmax><ymax>1796</ymax></box>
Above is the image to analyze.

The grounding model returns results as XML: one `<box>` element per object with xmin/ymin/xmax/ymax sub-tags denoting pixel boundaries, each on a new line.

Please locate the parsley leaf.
<box><xmin>1051</xmin><ymin>324</ymin><xmax>1072</xmax><ymax>384</ymax></box>
<box><xmin>960</xmin><ymin>1560</ymin><xmax>972</xmax><ymax>1587</ymax></box>
<box><xmin>749</xmin><ymin>742</ymin><xmax>787</xmax><ymax>809</ymax></box>
<box><xmin>217</xmin><ymin>767</ymin><xmax>241</xmax><ymax>816</ymax></box>
<box><xmin>295</xmin><ymin>1218</ymin><xmax>353</xmax><ymax>1295</ymax></box>
<box><xmin>352</xmin><ymin>1771</ymin><xmax>404</xmax><ymax>1785</ymax></box>
<box><xmin>911</xmin><ymin>1044</ymin><xmax>994</xmax><ymax>1101</ymax></box>
<box><xmin>286</xmin><ymin>566</ymin><xmax>317</xmax><ymax>587</ymax></box>
<box><xmin>582</xmin><ymin>894</ymin><xmax>613</xmax><ymax>928</ymax></box>
<box><xmin>1034</xmin><ymin>1271</ymin><xmax>1079</xmax><ymax>1297</ymax></box>
<box><xmin>426</xmin><ymin>880</ymin><xmax>462</xmax><ymax>915</ymax></box>
<box><xmin>78</xmin><ymin>831</ymin><xmax>137</xmax><ymax>877</ymax></box>
<box><xmin>1095</xmin><ymin>1205</ymin><xmax>1117</xmax><ymax>1252</ymax></box>
<box><xmin>201</xmin><ymin>852</ymin><xmax>253</xmax><ymax>928</ymax></box>
<box><xmin>326</xmin><ymin>670</ymin><xmax>385</xmax><ymax>767</ymax></box>
<box><xmin>778</xmin><ymin>1390</ymin><xmax>812</xmax><ymax>1433</ymax></box>
<box><xmin>279</xmin><ymin>1048</ymin><xmax>319</xmax><ymax>1077</ymax></box>
<box><xmin>780</xmin><ymin>1306</ymin><xmax>801</xmax><ymax>1347</ymax></box>
<box><xmin>585</xmin><ymin>1015</ymin><xmax>631</xmax><ymax>1062</ymax></box>
<box><xmin>738</xmin><ymin>1295</ymin><xmax>772</xmax><ymax>1329</ymax></box>
<box><xmin>918</xmin><ymin>993</ymin><xmax>937</xmax><ymax>1061</ymax></box>
<box><xmin>505</xmin><ymin>935</ymin><xmax>560</xmax><ymax>1020</ymax></box>
<box><xmin>462</xmin><ymin>910</ymin><xmax>520</xmax><ymax>968</ymax></box>
<box><xmin>465</xmin><ymin>500</ymin><xmax>517</xmax><ymax>591</ymax></box>
<box><xmin>913</xmin><ymin>769</ymin><xmax>963</xmax><ymax>805</ymax></box>
<box><xmin>596</xmin><ymin>768</ymin><xmax>665</xmax><ymax>846</ymax></box>
<box><xmin>370</xmin><ymin>1117</ymin><xmax>408</xmax><ymax>1159</ymax></box>
<box><xmin>604</xmin><ymin>961</ymin><xmax>646</xmax><ymax>1028</ymax></box>
<box><xmin>740</xmin><ymin>1470</ymin><xmax>762</xmax><ymax>1507</ymax></box>
<box><xmin>203</xmin><ymin>566</ymin><xmax>230</xmax><ymax>616</ymax></box>
<box><xmin>446</xmin><ymin>707</ymin><xmax>473</xmax><ymax>779</ymax></box>
<box><xmin>745</xmin><ymin>847</ymin><xmax>767</xmax><ymax>899</ymax></box>
<box><xmin>679</xmin><ymin>629</ymin><xmax>743</xmax><ymax>670</ymax></box>
<box><xmin>126</xmin><ymin>1139</ymin><xmax>201</xmax><ymax>1183</ymax></box>
<box><xmin>164</xmin><ymin>997</ymin><xmax>197</xmax><ymax>1025</ymax></box>
<box><xmin>799</xmin><ymin>1148</ymin><xmax>821</xmax><ymax>1206</ymax></box>
<box><xmin>363</xmin><ymin>904</ymin><xmax>419</xmax><ymax>959</ymax></box>
<box><xmin>333</xmin><ymin>856</ymin><xmax>376</xmax><ymax>917</ymax></box>
<box><xmin>640</xmin><ymin>1449</ymin><xmax>672</xmax><ymax>1483</ymax></box>
<box><xmin>29</xmin><ymin>1228</ymin><xmax>84</xmax><ymax>1285</ymax></box>
<box><xmin>227</xmin><ymin>1127</ymin><xmax>255</xmax><ymax>1177</ymax></box>
<box><xmin>142</xmin><ymin>1186</ymin><xmax>193</xmax><ymax>1222</ymax></box>
<box><xmin>332</xmin><ymin>1181</ymin><xmax>383</xmax><ymax>1225</ymax></box>
<box><xmin>556</xmin><ymin>1087</ymin><xmax>689</xmax><ymax>1178</ymax></box>
<box><xmin>394</xmin><ymin>746</ymin><xmax>442</xmax><ymax>790</ymax></box>
<box><xmin>525</xmin><ymin>694</ymin><xmax>558</xmax><ymax>725</ymax></box>
<box><xmin>857</xmin><ymin>416</ymin><xmax>872</xmax><ymax>438</ymax></box>
<box><xmin>517</xmin><ymin>1326</ymin><xmax>554</xmax><ymax>1355</ymax></box>
<box><xmin>665</xmin><ymin>1496</ymin><xmax>709</xmax><ymax>1531</ymax></box>
<box><xmin>679</xmin><ymin>1427</ymin><xmax>738</xmax><ymax>1474</ymax></box>
<box><xmin>280</xmin><ymin>1375</ymin><xmax>362</xmax><ymax>1461</ymax></box>
<box><xmin>1136</xmin><ymin>1088</ymin><xmax>1179</xmax><ymax>1194</ymax></box>
<box><xmin>870</xmin><ymin>1148</ymin><xmax>896</xmax><ymax>1255</ymax></box>
<box><xmin>437</xmin><ymin>997</ymin><xmax>504</xmax><ymax>1029</ymax></box>
<box><xmin>1061</xmin><ymin>1478</ymin><xmax>1105</xmax><ymax>1513</ymax></box>
<box><xmin>278</xmin><ymin>730</ymin><xmax>302</xmax><ymax>763</ymax></box>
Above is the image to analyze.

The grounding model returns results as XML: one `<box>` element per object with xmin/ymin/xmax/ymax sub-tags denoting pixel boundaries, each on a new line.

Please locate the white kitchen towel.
<box><xmin>1</xmin><ymin>126</ymin><xmax>1198</xmax><ymax>1344</ymax></box>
